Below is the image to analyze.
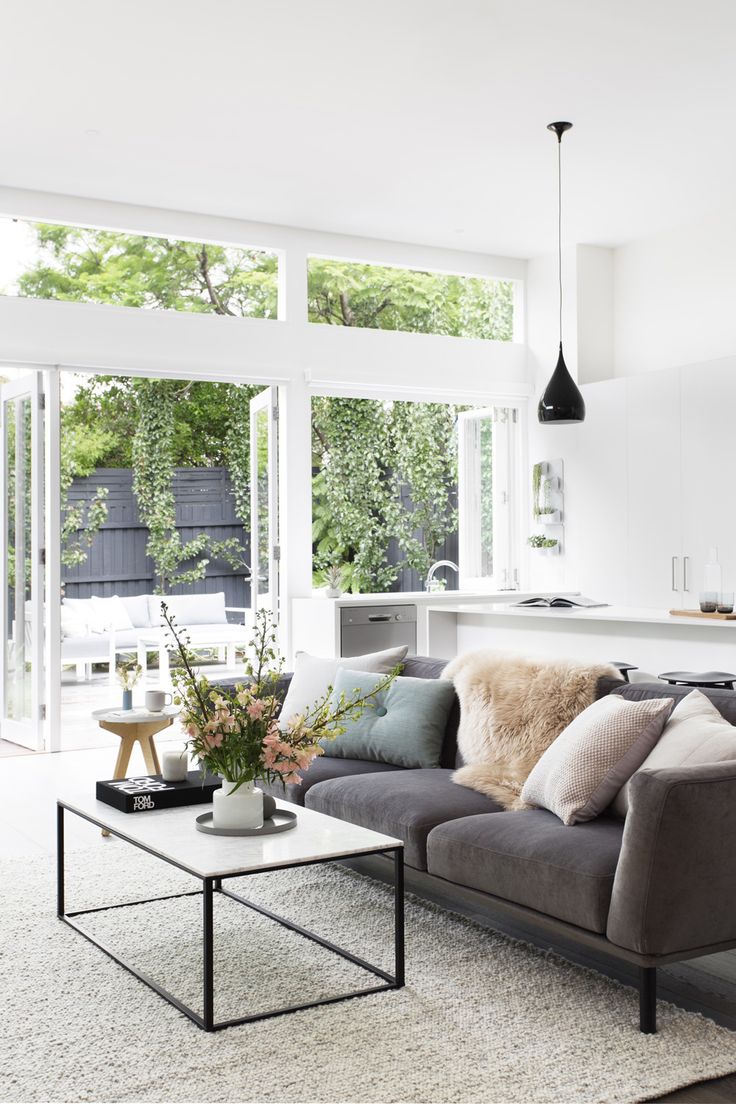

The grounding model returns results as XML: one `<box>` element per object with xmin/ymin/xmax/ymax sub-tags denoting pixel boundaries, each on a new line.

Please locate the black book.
<box><xmin>96</xmin><ymin>771</ymin><xmax>220</xmax><ymax>814</ymax></box>
<box><xmin>512</xmin><ymin>595</ymin><xmax>608</xmax><ymax>609</ymax></box>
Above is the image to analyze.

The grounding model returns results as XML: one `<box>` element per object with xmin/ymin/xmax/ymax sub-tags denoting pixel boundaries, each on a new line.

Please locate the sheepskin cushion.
<box><xmin>520</xmin><ymin>694</ymin><xmax>673</xmax><ymax>825</ymax></box>
<box><xmin>444</xmin><ymin>649</ymin><xmax>621</xmax><ymax>808</ymax></box>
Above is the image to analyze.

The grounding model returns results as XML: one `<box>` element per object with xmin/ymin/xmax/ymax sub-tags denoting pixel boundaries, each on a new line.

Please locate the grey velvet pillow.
<box><xmin>323</xmin><ymin>669</ymin><xmax>455</xmax><ymax>769</ymax></box>
<box><xmin>520</xmin><ymin>694</ymin><xmax>673</xmax><ymax>825</ymax></box>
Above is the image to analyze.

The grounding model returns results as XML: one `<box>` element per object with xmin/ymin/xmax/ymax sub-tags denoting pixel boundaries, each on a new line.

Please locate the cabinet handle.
<box><xmin>368</xmin><ymin>615</ymin><xmax>391</xmax><ymax>622</ymax></box>
<box><xmin>683</xmin><ymin>556</ymin><xmax>690</xmax><ymax>592</ymax></box>
<box><xmin>671</xmin><ymin>556</ymin><xmax>678</xmax><ymax>592</ymax></box>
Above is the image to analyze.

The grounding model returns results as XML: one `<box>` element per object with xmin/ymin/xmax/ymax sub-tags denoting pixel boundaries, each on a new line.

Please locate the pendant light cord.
<box><xmin>557</xmin><ymin>134</ymin><xmax>563</xmax><ymax>347</ymax></box>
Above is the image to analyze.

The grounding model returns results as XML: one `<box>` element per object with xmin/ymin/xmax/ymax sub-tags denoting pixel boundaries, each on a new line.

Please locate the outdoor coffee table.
<box><xmin>56</xmin><ymin>793</ymin><xmax>404</xmax><ymax>1031</ymax></box>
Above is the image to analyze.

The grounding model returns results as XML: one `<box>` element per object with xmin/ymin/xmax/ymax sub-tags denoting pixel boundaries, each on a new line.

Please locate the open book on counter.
<box><xmin>512</xmin><ymin>595</ymin><xmax>609</xmax><ymax>609</ymax></box>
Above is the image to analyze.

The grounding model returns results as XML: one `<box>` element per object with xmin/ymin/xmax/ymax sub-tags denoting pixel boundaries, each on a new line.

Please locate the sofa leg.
<box><xmin>639</xmin><ymin>966</ymin><xmax>657</xmax><ymax>1033</ymax></box>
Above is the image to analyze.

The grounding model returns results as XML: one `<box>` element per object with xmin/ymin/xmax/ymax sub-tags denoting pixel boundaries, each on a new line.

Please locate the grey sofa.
<box><xmin>221</xmin><ymin>657</ymin><xmax>736</xmax><ymax>1033</ymax></box>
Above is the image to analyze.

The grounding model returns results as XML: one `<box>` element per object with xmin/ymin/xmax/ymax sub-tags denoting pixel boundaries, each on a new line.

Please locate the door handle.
<box><xmin>367</xmin><ymin>615</ymin><xmax>391</xmax><ymax>622</ymax></box>
<box><xmin>671</xmin><ymin>556</ymin><xmax>678</xmax><ymax>592</ymax></box>
<box><xmin>683</xmin><ymin>556</ymin><xmax>690</xmax><ymax>592</ymax></box>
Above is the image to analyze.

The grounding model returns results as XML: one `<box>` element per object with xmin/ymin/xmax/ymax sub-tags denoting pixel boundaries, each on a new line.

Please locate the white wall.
<box><xmin>0</xmin><ymin>185</ymin><xmax>531</xmax><ymax>657</ymax></box>
<box><xmin>613</xmin><ymin>206</ymin><xmax>736</xmax><ymax>376</ymax></box>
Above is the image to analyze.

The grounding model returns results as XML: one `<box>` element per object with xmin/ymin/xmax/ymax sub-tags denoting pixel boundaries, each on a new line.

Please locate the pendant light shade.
<box><xmin>537</xmin><ymin>121</ymin><xmax>586</xmax><ymax>424</ymax></box>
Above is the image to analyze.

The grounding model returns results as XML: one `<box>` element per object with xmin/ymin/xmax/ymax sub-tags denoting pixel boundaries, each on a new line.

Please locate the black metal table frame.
<box><xmin>56</xmin><ymin>802</ymin><xmax>405</xmax><ymax>1032</ymax></box>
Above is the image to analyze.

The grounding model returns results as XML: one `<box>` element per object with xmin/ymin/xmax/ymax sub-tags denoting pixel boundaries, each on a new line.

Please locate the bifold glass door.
<box><xmin>457</xmin><ymin>406</ymin><xmax>521</xmax><ymax>591</ymax></box>
<box><xmin>250</xmin><ymin>386</ymin><xmax>280</xmax><ymax>622</ymax></box>
<box><xmin>1</xmin><ymin>374</ymin><xmax>44</xmax><ymax>749</ymax></box>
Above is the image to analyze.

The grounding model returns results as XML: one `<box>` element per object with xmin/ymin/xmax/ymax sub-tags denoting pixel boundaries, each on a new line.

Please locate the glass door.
<box><xmin>249</xmin><ymin>387</ymin><xmax>280</xmax><ymax>621</ymax></box>
<box><xmin>0</xmin><ymin>373</ymin><xmax>44</xmax><ymax>750</ymax></box>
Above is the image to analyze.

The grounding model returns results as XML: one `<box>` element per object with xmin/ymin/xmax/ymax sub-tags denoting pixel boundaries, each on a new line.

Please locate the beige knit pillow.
<box><xmin>520</xmin><ymin>695</ymin><xmax>673</xmax><ymax>825</ymax></box>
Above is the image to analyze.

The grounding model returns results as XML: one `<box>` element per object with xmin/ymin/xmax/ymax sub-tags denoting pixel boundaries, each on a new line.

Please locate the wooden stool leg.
<box><xmin>139</xmin><ymin>735</ymin><xmax>160</xmax><ymax>776</ymax></box>
<box><xmin>104</xmin><ymin>733</ymin><xmax>136</xmax><ymax>837</ymax></box>
<box><xmin>112</xmin><ymin>734</ymin><xmax>136</xmax><ymax>780</ymax></box>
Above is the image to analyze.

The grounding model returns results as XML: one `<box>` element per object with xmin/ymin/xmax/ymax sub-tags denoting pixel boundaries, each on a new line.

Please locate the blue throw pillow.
<box><xmin>323</xmin><ymin>669</ymin><xmax>455</xmax><ymax>769</ymax></box>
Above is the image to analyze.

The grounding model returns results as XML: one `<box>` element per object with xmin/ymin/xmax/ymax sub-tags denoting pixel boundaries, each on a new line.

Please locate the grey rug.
<box><xmin>2</xmin><ymin>845</ymin><xmax>736</xmax><ymax>1104</ymax></box>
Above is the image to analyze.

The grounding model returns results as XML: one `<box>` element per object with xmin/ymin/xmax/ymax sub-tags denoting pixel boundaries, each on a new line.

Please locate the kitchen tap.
<box><xmin>424</xmin><ymin>560</ymin><xmax>459</xmax><ymax>592</ymax></box>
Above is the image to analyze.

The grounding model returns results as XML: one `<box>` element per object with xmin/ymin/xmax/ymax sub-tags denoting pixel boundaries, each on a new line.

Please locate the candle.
<box><xmin>162</xmin><ymin>749</ymin><xmax>189</xmax><ymax>782</ymax></box>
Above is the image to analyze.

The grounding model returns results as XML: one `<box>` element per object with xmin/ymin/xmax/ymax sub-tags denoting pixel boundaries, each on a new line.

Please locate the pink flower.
<box><xmin>204</xmin><ymin>731</ymin><xmax>223</xmax><ymax>749</ymax></box>
<box><xmin>247</xmin><ymin>699</ymin><xmax>266</xmax><ymax>720</ymax></box>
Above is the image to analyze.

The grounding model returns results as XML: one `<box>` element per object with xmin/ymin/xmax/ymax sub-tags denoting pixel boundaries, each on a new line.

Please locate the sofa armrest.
<box><xmin>606</xmin><ymin>761</ymin><xmax>736</xmax><ymax>957</ymax></box>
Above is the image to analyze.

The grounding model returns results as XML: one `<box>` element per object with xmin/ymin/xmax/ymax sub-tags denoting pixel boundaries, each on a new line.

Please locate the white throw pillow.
<box><xmin>280</xmin><ymin>646</ymin><xmax>409</xmax><ymax>726</ymax></box>
<box><xmin>148</xmin><ymin>592</ymin><xmax>227</xmax><ymax>627</ymax></box>
<box><xmin>520</xmin><ymin>694</ymin><xmax>673</xmax><ymax>826</ymax></box>
<box><xmin>612</xmin><ymin>689</ymin><xmax>736</xmax><ymax>817</ymax></box>
<box><xmin>60</xmin><ymin>599</ymin><xmax>92</xmax><ymax>640</ymax></box>
<box><xmin>90</xmin><ymin>595</ymin><xmax>134</xmax><ymax>633</ymax></box>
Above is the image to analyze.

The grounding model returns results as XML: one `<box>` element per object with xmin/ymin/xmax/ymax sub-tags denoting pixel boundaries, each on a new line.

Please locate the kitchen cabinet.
<box><xmin>626</xmin><ymin>368</ymin><xmax>684</xmax><ymax>607</ymax></box>
<box><xmin>680</xmin><ymin>358</ymin><xmax>736</xmax><ymax>600</ymax></box>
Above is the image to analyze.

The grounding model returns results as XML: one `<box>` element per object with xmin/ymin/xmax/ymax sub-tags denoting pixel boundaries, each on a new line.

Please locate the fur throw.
<box><xmin>444</xmin><ymin>649</ymin><xmax>621</xmax><ymax>809</ymax></box>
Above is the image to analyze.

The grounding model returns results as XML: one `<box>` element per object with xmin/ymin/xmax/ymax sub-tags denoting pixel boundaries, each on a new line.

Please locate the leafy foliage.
<box><xmin>308</xmin><ymin>258</ymin><xmax>514</xmax><ymax>340</ymax></box>
<box><xmin>312</xmin><ymin>398</ymin><xmax>465</xmax><ymax>592</ymax></box>
<box><xmin>17</xmin><ymin>224</ymin><xmax>278</xmax><ymax>317</ymax></box>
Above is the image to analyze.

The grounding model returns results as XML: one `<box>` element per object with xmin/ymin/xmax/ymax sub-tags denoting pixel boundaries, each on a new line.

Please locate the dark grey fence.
<box><xmin>62</xmin><ymin>467</ymin><xmax>458</xmax><ymax>601</ymax></box>
<box><xmin>62</xmin><ymin>467</ymin><xmax>251</xmax><ymax>607</ymax></box>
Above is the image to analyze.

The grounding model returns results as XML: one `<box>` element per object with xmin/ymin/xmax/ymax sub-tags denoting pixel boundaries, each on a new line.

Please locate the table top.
<box><xmin>92</xmin><ymin>706</ymin><xmax>179</xmax><ymax>724</ymax></box>
<box><xmin>57</xmin><ymin>791</ymin><xmax>402</xmax><ymax>878</ymax></box>
<box><xmin>137</xmin><ymin>624</ymin><xmax>250</xmax><ymax>643</ymax></box>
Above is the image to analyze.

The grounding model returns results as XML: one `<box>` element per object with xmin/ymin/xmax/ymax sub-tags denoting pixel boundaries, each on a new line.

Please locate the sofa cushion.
<box><xmin>608</xmin><ymin>679</ymin><xmax>736</xmax><ymax>724</ymax></box>
<box><xmin>324</xmin><ymin>669</ymin><xmax>455</xmax><ymax>769</ymax></box>
<box><xmin>90</xmin><ymin>595</ymin><xmax>134</xmax><ymax>633</ymax></box>
<box><xmin>148</xmin><ymin>592</ymin><xmax>227</xmax><ymax>627</ymax></box>
<box><xmin>122</xmin><ymin>594</ymin><xmax>153</xmax><ymax>628</ymax></box>
<box><xmin>305</xmin><ymin>768</ymin><xmax>503</xmax><ymax>870</ymax></box>
<box><xmin>60</xmin><ymin>598</ymin><xmax>92</xmax><ymax>640</ymax></box>
<box><xmin>262</xmin><ymin>757</ymin><xmax>404</xmax><ymax>806</ymax></box>
<box><xmin>427</xmin><ymin>810</ymin><xmax>624</xmax><ymax>933</ymax></box>
<box><xmin>280</xmin><ymin>646</ymin><xmax>408</xmax><ymax>726</ymax></box>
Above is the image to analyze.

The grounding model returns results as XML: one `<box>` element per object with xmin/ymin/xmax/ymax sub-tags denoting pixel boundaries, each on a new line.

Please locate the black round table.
<box><xmin>658</xmin><ymin>670</ymin><xmax>736</xmax><ymax>690</ymax></box>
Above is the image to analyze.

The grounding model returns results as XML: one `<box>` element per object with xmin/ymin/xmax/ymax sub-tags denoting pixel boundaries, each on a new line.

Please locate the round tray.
<box><xmin>195</xmin><ymin>809</ymin><xmax>297</xmax><ymax>837</ymax></box>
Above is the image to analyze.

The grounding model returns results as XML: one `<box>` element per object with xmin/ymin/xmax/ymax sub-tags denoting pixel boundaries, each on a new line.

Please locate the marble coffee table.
<box><xmin>56</xmin><ymin>792</ymin><xmax>404</xmax><ymax>1031</ymax></box>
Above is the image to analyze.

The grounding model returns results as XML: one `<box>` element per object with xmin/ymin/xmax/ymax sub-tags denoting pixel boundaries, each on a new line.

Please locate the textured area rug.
<box><xmin>2</xmin><ymin>846</ymin><xmax>736</xmax><ymax>1104</ymax></box>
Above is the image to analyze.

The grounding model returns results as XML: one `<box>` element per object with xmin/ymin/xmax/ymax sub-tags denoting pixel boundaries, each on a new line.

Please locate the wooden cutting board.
<box><xmin>669</xmin><ymin>608</ymin><xmax>736</xmax><ymax>620</ymax></box>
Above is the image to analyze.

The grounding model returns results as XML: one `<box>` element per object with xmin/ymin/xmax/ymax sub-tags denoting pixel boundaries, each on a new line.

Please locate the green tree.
<box><xmin>18</xmin><ymin>224</ymin><xmax>278</xmax><ymax>317</ymax></box>
<box><xmin>308</xmin><ymin>258</ymin><xmax>514</xmax><ymax>340</ymax></box>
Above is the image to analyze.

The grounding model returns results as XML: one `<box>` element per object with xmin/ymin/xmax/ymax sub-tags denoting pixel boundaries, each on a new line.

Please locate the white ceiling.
<box><xmin>2</xmin><ymin>0</ymin><xmax>735</xmax><ymax>258</ymax></box>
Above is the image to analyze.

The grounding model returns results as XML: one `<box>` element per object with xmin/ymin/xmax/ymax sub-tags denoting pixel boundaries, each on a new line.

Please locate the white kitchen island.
<box><xmin>291</xmin><ymin>591</ymin><xmax>577</xmax><ymax>660</ymax></box>
<box><xmin>426</xmin><ymin>602</ymin><xmax>736</xmax><ymax>676</ymax></box>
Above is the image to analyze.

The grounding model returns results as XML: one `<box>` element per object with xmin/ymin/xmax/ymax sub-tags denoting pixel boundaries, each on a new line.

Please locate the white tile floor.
<box><xmin>0</xmin><ymin>735</ymin><xmax>192</xmax><ymax>858</ymax></box>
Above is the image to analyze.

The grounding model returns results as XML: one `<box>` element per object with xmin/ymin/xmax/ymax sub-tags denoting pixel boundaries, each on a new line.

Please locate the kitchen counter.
<box><xmin>291</xmin><ymin>591</ymin><xmax>577</xmax><ymax>660</ymax></box>
<box><xmin>425</xmin><ymin>602</ymin><xmax>736</xmax><ymax>673</ymax></box>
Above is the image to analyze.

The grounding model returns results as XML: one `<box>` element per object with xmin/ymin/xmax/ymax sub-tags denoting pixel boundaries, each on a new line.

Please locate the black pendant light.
<box><xmin>537</xmin><ymin>121</ymin><xmax>586</xmax><ymax>424</ymax></box>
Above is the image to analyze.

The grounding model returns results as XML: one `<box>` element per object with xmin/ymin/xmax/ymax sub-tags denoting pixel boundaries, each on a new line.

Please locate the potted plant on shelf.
<box><xmin>323</xmin><ymin>560</ymin><xmax>344</xmax><ymax>598</ymax></box>
<box><xmin>116</xmin><ymin>661</ymin><xmax>142</xmax><ymax>711</ymax></box>
<box><xmin>163</xmin><ymin>605</ymin><xmax>395</xmax><ymax>830</ymax></box>
<box><xmin>527</xmin><ymin>534</ymin><xmax>560</xmax><ymax>556</ymax></box>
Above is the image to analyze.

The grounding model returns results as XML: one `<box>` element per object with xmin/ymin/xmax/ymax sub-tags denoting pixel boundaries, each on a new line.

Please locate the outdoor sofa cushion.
<box><xmin>147</xmin><ymin>591</ymin><xmax>228</xmax><ymax>627</ymax></box>
<box><xmin>122</xmin><ymin>594</ymin><xmax>153</xmax><ymax>628</ymax></box>
<box><xmin>305</xmin><ymin>768</ymin><xmax>503</xmax><ymax>870</ymax></box>
<box><xmin>426</xmin><ymin>810</ymin><xmax>624</xmax><ymax>933</ymax></box>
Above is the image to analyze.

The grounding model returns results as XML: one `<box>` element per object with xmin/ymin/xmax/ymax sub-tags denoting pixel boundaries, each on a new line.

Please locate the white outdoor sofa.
<box><xmin>60</xmin><ymin>592</ymin><xmax>251</xmax><ymax>682</ymax></box>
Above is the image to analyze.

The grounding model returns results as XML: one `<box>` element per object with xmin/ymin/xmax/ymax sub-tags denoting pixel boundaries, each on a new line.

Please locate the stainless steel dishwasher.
<box><xmin>340</xmin><ymin>604</ymin><xmax>417</xmax><ymax>657</ymax></box>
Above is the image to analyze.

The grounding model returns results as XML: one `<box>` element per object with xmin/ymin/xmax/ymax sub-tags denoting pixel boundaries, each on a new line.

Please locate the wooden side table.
<box><xmin>92</xmin><ymin>707</ymin><xmax>180</xmax><ymax>837</ymax></box>
<box><xmin>92</xmin><ymin>706</ymin><xmax>181</xmax><ymax>780</ymax></box>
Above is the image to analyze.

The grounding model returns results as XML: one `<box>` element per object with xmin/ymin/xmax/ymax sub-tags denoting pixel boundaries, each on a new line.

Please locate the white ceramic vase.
<box><xmin>213</xmin><ymin>779</ymin><xmax>264</xmax><ymax>830</ymax></box>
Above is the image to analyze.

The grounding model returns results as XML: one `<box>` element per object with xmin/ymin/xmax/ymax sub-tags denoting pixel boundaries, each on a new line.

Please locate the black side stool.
<box><xmin>611</xmin><ymin>662</ymin><xmax>638</xmax><ymax>683</ymax></box>
<box><xmin>658</xmin><ymin>670</ymin><xmax>736</xmax><ymax>690</ymax></box>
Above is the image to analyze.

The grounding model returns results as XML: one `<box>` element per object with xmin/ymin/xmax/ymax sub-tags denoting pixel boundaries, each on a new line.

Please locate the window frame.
<box><xmin>457</xmin><ymin>402</ymin><xmax>525</xmax><ymax>593</ymax></box>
